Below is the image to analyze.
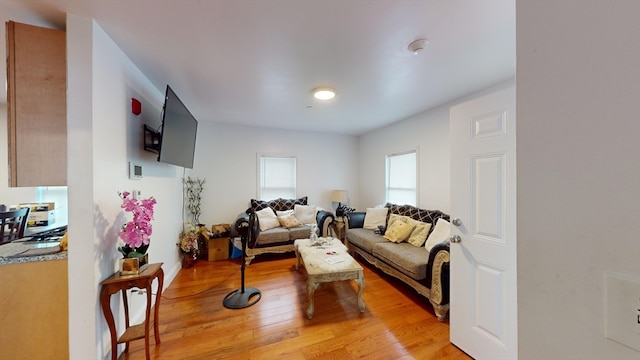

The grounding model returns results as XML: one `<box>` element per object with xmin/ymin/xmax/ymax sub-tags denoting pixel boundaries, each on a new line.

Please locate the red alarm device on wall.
<box><xmin>131</xmin><ymin>98</ymin><xmax>141</xmax><ymax>115</ymax></box>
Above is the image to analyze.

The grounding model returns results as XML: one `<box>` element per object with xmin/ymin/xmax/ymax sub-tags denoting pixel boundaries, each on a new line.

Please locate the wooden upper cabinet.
<box><xmin>6</xmin><ymin>21</ymin><xmax>66</xmax><ymax>187</ymax></box>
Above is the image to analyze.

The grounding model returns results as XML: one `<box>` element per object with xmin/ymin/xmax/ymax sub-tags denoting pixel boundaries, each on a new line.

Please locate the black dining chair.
<box><xmin>0</xmin><ymin>207</ymin><xmax>30</xmax><ymax>245</ymax></box>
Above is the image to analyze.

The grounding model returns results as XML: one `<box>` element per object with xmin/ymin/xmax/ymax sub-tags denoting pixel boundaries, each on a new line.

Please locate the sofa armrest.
<box><xmin>316</xmin><ymin>210</ymin><xmax>335</xmax><ymax>236</ymax></box>
<box><xmin>426</xmin><ymin>241</ymin><xmax>450</xmax><ymax>306</ymax></box>
<box><xmin>345</xmin><ymin>211</ymin><xmax>366</xmax><ymax>229</ymax></box>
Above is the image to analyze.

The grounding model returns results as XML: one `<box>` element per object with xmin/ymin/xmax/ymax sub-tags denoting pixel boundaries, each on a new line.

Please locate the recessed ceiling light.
<box><xmin>408</xmin><ymin>39</ymin><xmax>429</xmax><ymax>55</ymax></box>
<box><xmin>312</xmin><ymin>87</ymin><xmax>336</xmax><ymax>100</ymax></box>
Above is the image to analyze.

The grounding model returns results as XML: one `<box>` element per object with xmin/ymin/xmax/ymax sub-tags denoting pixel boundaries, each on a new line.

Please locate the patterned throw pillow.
<box><xmin>250</xmin><ymin>196</ymin><xmax>308</xmax><ymax>213</ymax></box>
<box><xmin>277</xmin><ymin>213</ymin><xmax>303</xmax><ymax>228</ymax></box>
<box><xmin>384</xmin><ymin>202</ymin><xmax>449</xmax><ymax>235</ymax></box>
<box><xmin>386</xmin><ymin>213</ymin><xmax>403</xmax><ymax>229</ymax></box>
<box><xmin>383</xmin><ymin>219</ymin><xmax>415</xmax><ymax>243</ymax></box>
<box><xmin>405</xmin><ymin>217</ymin><xmax>433</xmax><ymax>247</ymax></box>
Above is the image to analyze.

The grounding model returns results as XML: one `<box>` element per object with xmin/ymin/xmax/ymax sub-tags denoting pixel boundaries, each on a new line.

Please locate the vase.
<box><xmin>197</xmin><ymin>230</ymin><xmax>208</xmax><ymax>260</ymax></box>
<box><xmin>120</xmin><ymin>253</ymin><xmax>149</xmax><ymax>275</ymax></box>
<box><xmin>182</xmin><ymin>251</ymin><xmax>198</xmax><ymax>268</ymax></box>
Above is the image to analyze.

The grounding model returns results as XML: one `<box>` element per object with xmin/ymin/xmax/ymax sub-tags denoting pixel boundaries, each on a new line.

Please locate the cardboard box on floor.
<box><xmin>208</xmin><ymin>237</ymin><xmax>230</xmax><ymax>261</ymax></box>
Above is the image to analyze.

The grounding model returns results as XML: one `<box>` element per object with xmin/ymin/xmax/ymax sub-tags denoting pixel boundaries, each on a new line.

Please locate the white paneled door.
<box><xmin>450</xmin><ymin>86</ymin><xmax>517</xmax><ymax>359</ymax></box>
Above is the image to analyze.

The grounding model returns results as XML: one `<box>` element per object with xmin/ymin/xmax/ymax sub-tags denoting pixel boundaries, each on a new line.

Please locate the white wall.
<box><xmin>358</xmin><ymin>104</ymin><xmax>451</xmax><ymax>212</ymax></box>
<box><xmin>189</xmin><ymin>123</ymin><xmax>359</xmax><ymax>226</ymax></box>
<box><xmin>66</xmin><ymin>15</ymin><xmax>185</xmax><ymax>359</ymax></box>
<box><xmin>517</xmin><ymin>1</ymin><xmax>640</xmax><ymax>358</ymax></box>
<box><xmin>356</xmin><ymin>78</ymin><xmax>513</xmax><ymax>214</ymax></box>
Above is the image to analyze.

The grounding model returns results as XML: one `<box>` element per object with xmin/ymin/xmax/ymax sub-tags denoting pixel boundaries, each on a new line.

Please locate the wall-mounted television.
<box><xmin>144</xmin><ymin>85</ymin><xmax>198</xmax><ymax>168</ymax></box>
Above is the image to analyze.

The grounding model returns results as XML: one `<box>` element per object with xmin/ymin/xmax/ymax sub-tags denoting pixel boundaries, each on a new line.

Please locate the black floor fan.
<box><xmin>223</xmin><ymin>212</ymin><xmax>262</xmax><ymax>309</ymax></box>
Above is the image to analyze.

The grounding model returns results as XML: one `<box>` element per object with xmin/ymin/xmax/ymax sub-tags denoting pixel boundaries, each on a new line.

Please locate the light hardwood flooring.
<box><xmin>120</xmin><ymin>253</ymin><xmax>471</xmax><ymax>359</ymax></box>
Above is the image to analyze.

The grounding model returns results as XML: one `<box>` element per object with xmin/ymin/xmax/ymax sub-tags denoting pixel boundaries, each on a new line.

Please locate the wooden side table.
<box><xmin>100</xmin><ymin>262</ymin><xmax>164</xmax><ymax>360</ymax></box>
<box><xmin>333</xmin><ymin>215</ymin><xmax>347</xmax><ymax>244</ymax></box>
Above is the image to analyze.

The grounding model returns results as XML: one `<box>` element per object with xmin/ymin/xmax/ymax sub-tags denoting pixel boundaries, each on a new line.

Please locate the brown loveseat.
<box><xmin>345</xmin><ymin>203</ymin><xmax>451</xmax><ymax>320</ymax></box>
<box><xmin>232</xmin><ymin>197</ymin><xmax>334</xmax><ymax>264</ymax></box>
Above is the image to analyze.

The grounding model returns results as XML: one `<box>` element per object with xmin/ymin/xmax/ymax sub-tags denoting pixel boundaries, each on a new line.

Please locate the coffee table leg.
<box><xmin>355</xmin><ymin>272</ymin><xmax>365</xmax><ymax>313</ymax></box>
<box><xmin>307</xmin><ymin>277</ymin><xmax>319</xmax><ymax>319</ymax></box>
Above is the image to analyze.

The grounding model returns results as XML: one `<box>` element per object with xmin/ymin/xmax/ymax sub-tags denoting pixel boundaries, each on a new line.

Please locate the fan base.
<box><xmin>223</xmin><ymin>287</ymin><xmax>262</xmax><ymax>309</ymax></box>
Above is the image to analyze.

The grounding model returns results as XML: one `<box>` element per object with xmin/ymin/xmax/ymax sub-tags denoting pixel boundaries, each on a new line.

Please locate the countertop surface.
<box><xmin>0</xmin><ymin>240</ymin><xmax>66</xmax><ymax>265</ymax></box>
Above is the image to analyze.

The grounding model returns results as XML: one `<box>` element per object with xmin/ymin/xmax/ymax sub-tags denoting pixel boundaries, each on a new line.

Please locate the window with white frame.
<box><xmin>386</xmin><ymin>150</ymin><xmax>417</xmax><ymax>206</ymax></box>
<box><xmin>258</xmin><ymin>155</ymin><xmax>297</xmax><ymax>200</ymax></box>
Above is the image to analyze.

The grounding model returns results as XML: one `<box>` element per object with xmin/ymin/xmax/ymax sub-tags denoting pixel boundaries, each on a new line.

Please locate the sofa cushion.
<box><xmin>387</xmin><ymin>214</ymin><xmax>432</xmax><ymax>247</ymax></box>
<box><xmin>372</xmin><ymin>241</ymin><xmax>429</xmax><ymax>281</ymax></box>
<box><xmin>257</xmin><ymin>227</ymin><xmax>291</xmax><ymax>245</ymax></box>
<box><xmin>255</xmin><ymin>225</ymin><xmax>312</xmax><ymax>247</ymax></box>
<box><xmin>425</xmin><ymin>218</ymin><xmax>451</xmax><ymax>252</ymax></box>
<box><xmin>251</xmin><ymin>197</ymin><xmax>308</xmax><ymax>212</ymax></box>
<box><xmin>347</xmin><ymin>228</ymin><xmax>387</xmax><ymax>253</ymax></box>
<box><xmin>383</xmin><ymin>219</ymin><xmax>415</xmax><ymax>243</ymax></box>
<box><xmin>278</xmin><ymin>213</ymin><xmax>303</xmax><ymax>228</ymax></box>
<box><xmin>405</xmin><ymin>217</ymin><xmax>432</xmax><ymax>247</ymax></box>
<box><xmin>294</xmin><ymin>204</ymin><xmax>317</xmax><ymax>225</ymax></box>
<box><xmin>385</xmin><ymin>203</ymin><xmax>449</xmax><ymax>233</ymax></box>
<box><xmin>256</xmin><ymin>207</ymin><xmax>280</xmax><ymax>231</ymax></box>
<box><xmin>363</xmin><ymin>207</ymin><xmax>388</xmax><ymax>229</ymax></box>
<box><xmin>288</xmin><ymin>225</ymin><xmax>312</xmax><ymax>240</ymax></box>
<box><xmin>386</xmin><ymin>213</ymin><xmax>403</xmax><ymax>229</ymax></box>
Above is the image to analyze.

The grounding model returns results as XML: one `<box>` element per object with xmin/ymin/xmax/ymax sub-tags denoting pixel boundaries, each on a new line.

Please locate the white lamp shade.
<box><xmin>331</xmin><ymin>190</ymin><xmax>348</xmax><ymax>203</ymax></box>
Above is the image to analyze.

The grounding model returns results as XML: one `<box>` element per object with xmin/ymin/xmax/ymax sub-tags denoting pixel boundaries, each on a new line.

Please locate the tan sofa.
<box><xmin>232</xmin><ymin>197</ymin><xmax>334</xmax><ymax>264</ymax></box>
<box><xmin>345</xmin><ymin>203</ymin><xmax>451</xmax><ymax>321</ymax></box>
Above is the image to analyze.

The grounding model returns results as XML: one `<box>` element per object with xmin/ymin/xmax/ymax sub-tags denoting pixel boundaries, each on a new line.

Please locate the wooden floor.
<box><xmin>121</xmin><ymin>253</ymin><xmax>471</xmax><ymax>360</ymax></box>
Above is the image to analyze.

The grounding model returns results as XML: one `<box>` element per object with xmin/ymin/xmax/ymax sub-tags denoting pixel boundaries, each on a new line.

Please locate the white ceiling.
<box><xmin>1</xmin><ymin>0</ymin><xmax>515</xmax><ymax>136</ymax></box>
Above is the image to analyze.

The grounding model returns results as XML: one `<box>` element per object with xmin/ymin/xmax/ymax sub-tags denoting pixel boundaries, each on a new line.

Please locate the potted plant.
<box><xmin>117</xmin><ymin>191</ymin><xmax>156</xmax><ymax>274</ymax></box>
<box><xmin>183</xmin><ymin>176</ymin><xmax>205</xmax><ymax>225</ymax></box>
<box><xmin>178</xmin><ymin>222</ymin><xmax>200</xmax><ymax>268</ymax></box>
<box><xmin>182</xmin><ymin>177</ymin><xmax>208</xmax><ymax>259</ymax></box>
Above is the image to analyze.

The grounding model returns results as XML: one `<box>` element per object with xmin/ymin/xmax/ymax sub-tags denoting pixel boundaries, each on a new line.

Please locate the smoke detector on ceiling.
<box><xmin>408</xmin><ymin>39</ymin><xmax>429</xmax><ymax>55</ymax></box>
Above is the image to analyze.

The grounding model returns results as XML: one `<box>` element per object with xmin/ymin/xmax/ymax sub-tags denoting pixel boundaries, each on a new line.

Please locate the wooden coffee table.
<box><xmin>294</xmin><ymin>238</ymin><xmax>365</xmax><ymax>319</ymax></box>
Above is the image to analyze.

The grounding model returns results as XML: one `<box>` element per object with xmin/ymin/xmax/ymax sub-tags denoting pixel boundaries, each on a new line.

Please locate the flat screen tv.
<box><xmin>156</xmin><ymin>85</ymin><xmax>198</xmax><ymax>169</ymax></box>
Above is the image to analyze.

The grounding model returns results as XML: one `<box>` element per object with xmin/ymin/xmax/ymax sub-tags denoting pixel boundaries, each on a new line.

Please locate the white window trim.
<box><xmin>257</xmin><ymin>153</ymin><xmax>297</xmax><ymax>200</ymax></box>
<box><xmin>385</xmin><ymin>148</ymin><xmax>419</xmax><ymax>206</ymax></box>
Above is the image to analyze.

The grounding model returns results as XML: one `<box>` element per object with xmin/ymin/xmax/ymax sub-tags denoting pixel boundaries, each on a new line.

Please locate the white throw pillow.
<box><xmin>363</xmin><ymin>207</ymin><xmax>389</xmax><ymax>230</ymax></box>
<box><xmin>256</xmin><ymin>207</ymin><xmax>280</xmax><ymax>231</ymax></box>
<box><xmin>294</xmin><ymin>204</ymin><xmax>317</xmax><ymax>225</ymax></box>
<box><xmin>276</xmin><ymin>209</ymin><xmax>294</xmax><ymax>217</ymax></box>
<box><xmin>425</xmin><ymin>218</ymin><xmax>451</xmax><ymax>252</ymax></box>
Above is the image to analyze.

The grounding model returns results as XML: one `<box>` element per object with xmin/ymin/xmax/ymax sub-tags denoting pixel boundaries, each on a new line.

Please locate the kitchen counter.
<box><xmin>0</xmin><ymin>257</ymin><xmax>69</xmax><ymax>359</ymax></box>
<box><xmin>0</xmin><ymin>240</ymin><xmax>66</xmax><ymax>265</ymax></box>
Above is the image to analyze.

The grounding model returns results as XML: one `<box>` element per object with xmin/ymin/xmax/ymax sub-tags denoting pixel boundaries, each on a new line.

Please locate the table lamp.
<box><xmin>331</xmin><ymin>190</ymin><xmax>349</xmax><ymax>216</ymax></box>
